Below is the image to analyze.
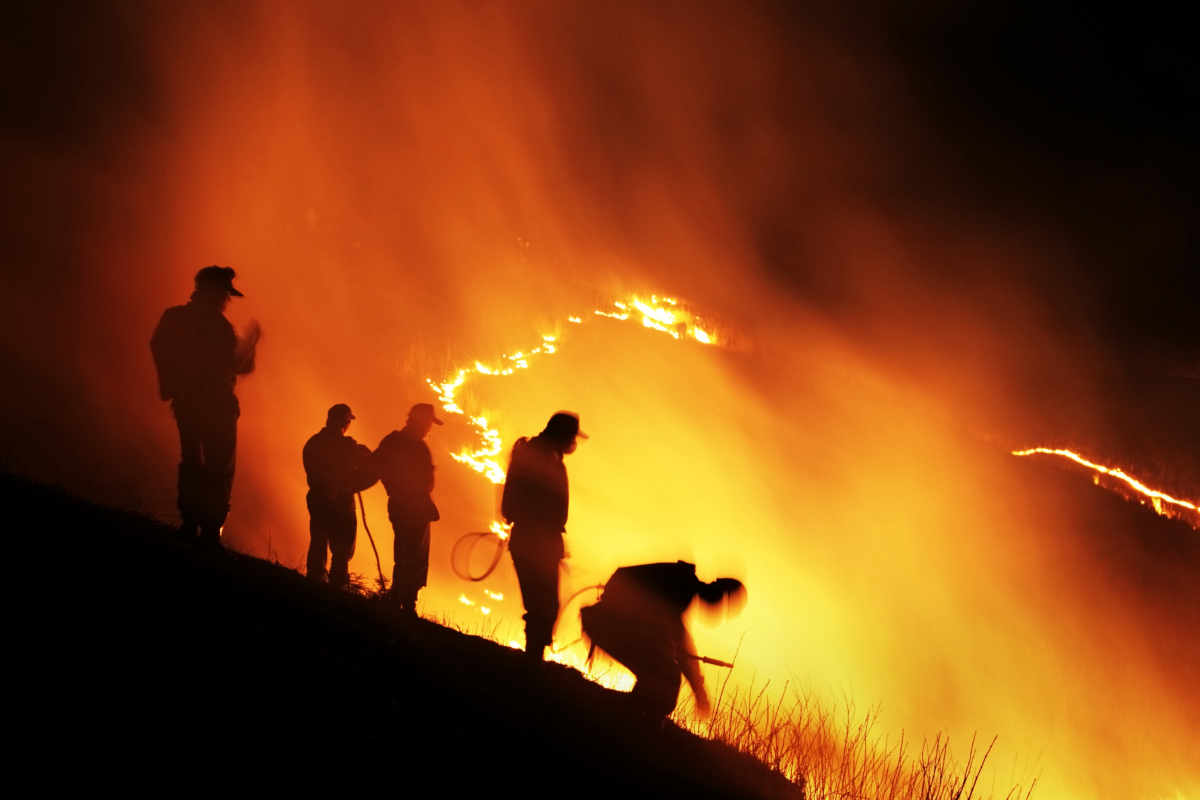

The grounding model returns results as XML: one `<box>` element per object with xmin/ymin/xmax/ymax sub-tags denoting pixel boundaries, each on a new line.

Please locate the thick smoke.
<box><xmin>1</xmin><ymin>2</ymin><xmax>1197</xmax><ymax>797</ymax></box>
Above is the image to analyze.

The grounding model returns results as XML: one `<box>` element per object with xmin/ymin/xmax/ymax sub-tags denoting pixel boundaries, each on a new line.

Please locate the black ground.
<box><xmin>7</xmin><ymin>472</ymin><xmax>801</xmax><ymax>797</ymax></box>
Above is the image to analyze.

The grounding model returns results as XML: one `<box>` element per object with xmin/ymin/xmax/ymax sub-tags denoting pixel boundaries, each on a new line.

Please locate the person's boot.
<box><xmin>198</xmin><ymin>525</ymin><xmax>232</xmax><ymax>560</ymax></box>
<box><xmin>524</xmin><ymin>630</ymin><xmax>549</xmax><ymax>663</ymax></box>
<box><xmin>178</xmin><ymin>517</ymin><xmax>199</xmax><ymax>545</ymax></box>
<box><xmin>329</xmin><ymin>562</ymin><xmax>349</xmax><ymax>591</ymax></box>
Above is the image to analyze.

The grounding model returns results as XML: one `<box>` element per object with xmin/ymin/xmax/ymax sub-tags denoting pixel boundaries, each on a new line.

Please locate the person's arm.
<box><xmin>303</xmin><ymin>438</ymin><xmax>334</xmax><ymax>498</ymax></box>
<box><xmin>677</xmin><ymin>624</ymin><xmax>711</xmax><ymax>720</ymax></box>
<box><xmin>423</xmin><ymin>445</ymin><xmax>435</xmax><ymax>493</ymax></box>
<box><xmin>149</xmin><ymin>310</ymin><xmax>178</xmax><ymax>401</ymax></box>
<box><xmin>500</xmin><ymin>441</ymin><xmax>527</xmax><ymax>524</ymax></box>
<box><xmin>349</xmin><ymin>442</ymin><xmax>379</xmax><ymax>493</ymax></box>
<box><xmin>233</xmin><ymin>320</ymin><xmax>260</xmax><ymax>376</ymax></box>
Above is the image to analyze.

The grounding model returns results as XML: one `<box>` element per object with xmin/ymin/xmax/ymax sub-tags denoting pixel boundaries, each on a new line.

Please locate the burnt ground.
<box><xmin>6</xmin><ymin>472</ymin><xmax>801</xmax><ymax>798</ymax></box>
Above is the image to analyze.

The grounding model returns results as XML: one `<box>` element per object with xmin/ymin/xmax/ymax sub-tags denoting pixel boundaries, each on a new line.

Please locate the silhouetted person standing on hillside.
<box><xmin>581</xmin><ymin>561</ymin><xmax>745</xmax><ymax>721</ymax></box>
<box><xmin>501</xmin><ymin>411</ymin><xmax>586</xmax><ymax>661</ymax></box>
<box><xmin>151</xmin><ymin>266</ymin><xmax>259</xmax><ymax>551</ymax></box>
<box><xmin>302</xmin><ymin>404</ymin><xmax>377</xmax><ymax>589</ymax></box>
<box><xmin>372</xmin><ymin>403</ymin><xmax>442</xmax><ymax>617</ymax></box>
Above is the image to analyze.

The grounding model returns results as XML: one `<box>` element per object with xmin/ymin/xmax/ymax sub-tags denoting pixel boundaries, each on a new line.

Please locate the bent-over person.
<box><xmin>581</xmin><ymin>561</ymin><xmax>745</xmax><ymax>720</ymax></box>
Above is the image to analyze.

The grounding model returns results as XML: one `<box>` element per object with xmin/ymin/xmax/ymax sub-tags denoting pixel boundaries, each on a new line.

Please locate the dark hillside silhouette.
<box><xmin>6</xmin><ymin>471</ymin><xmax>800</xmax><ymax>798</ymax></box>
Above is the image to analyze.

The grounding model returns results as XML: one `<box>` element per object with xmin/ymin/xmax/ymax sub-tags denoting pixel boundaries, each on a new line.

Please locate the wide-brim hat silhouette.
<box><xmin>195</xmin><ymin>265</ymin><xmax>243</xmax><ymax>297</ymax></box>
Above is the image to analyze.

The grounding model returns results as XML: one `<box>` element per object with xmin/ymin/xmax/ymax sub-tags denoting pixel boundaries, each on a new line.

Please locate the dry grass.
<box><xmin>347</xmin><ymin>582</ymin><xmax>1036</xmax><ymax>800</ymax></box>
<box><xmin>670</xmin><ymin>670</ymin><xmax>1038</xmax><ymax>800</ymax></box>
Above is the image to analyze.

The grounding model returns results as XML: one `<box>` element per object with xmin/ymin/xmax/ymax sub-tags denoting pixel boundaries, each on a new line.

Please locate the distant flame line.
<box><xmin>427</xmin><ymin>295</ymin><xmax>717</xmax><ymax>486</ymax></box>
<box><xmin>1012</xmin><ymin>447</ymin><xmax>1198</xmax><ymax>515</ymax></box>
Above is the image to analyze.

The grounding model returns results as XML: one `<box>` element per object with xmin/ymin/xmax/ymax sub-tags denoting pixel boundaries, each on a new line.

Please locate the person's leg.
<box><xmin>629</xmin><ymin>659</ymin><xmax>683</xmax><ymax>719</ymax></box>
<box><xmin>306</xmin><ymin>506</ymin><xmax>330</xmax><ymax>582</ymax></box>
<box><xmin>512</xmin><ymin>551</ymin><xmax>559</xmax><ymax>660</ymax></box>
<box><xmin>174</xmin><ymin>412</ymin><xmax>203</xmax><ymax>541</ymax></box>
<box><xmin>327</xmin><ymin>509</ymin><xmax>357</xmax><ymax>590</ymax></box>
<box><xmin>392</xmin><ymin>520</ymin><xmax>428</xmax><ymax>612</ymax></box>
<box><xmin>197</xmin><ymin>409</ymin><xmax>238</xmax><ymax>547</ymax></box>
<box><xmin>581</xmin><ymin>612</ymin><xmax>679</xmax><ymax>717</ymax></box>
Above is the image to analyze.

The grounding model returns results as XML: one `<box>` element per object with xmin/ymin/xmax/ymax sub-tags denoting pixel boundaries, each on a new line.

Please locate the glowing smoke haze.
<box><xmin>1</xmin><ymin>3</ymin><xmax>1196</xmax><ymax>798</ymax></box>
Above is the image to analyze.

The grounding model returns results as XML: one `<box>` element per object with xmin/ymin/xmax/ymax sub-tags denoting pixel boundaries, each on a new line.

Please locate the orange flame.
<box><xmin>1012</xmin><ymin>447</ymin><xmax>1199</xmax><ymax>523</ymax></box>
<box><xmin>428</xmin><ymin>294</ymin><xmax>718</xmax><ymax>487</ymax></box>
<box><xmin>428</xmin><ymin>294</ymin><xmax>718</xmax><ymax>647</ymax></box>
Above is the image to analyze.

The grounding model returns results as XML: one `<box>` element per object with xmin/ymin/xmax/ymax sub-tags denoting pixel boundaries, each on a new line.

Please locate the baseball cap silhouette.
<box><xmin>195</xmin><ymin>265</ymin><xmax>243</xmax><ymax>297</ymax></box>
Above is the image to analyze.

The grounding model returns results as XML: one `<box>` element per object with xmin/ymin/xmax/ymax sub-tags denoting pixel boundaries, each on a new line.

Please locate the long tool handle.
<box><xmin>685</xmin><ymin>654</ymin><xmax>735</xmax><ymax>668</ymax></box>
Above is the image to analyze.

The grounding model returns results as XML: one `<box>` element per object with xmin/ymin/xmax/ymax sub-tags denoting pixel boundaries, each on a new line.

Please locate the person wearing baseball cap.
<box><xmin>150</xmin><ymin>265</ymin><xmax>260</xmax><ymax>552</ymax></box>
<box><xmin>302</xmin><ymin>404</ymin><xmax>378</xmax><ymax>588</ymax></box>
<box><xmin>370</xmin><ymin>403</ymin><xmax>444</xmax><ymax>617</ymax></box>
<box><xmin>500</xmin><ymin>411</ymin><xmax>587</xmax><ymax>661</ymax></box>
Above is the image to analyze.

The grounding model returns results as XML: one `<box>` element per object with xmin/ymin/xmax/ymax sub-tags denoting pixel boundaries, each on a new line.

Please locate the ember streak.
<box><xmin>1013</xmin><ymin>447</ymin><xmax>1199</xmax><ymax>526</ymax></box>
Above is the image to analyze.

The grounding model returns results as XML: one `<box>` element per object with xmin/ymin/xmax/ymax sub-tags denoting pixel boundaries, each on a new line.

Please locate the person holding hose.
<box><xmin>372</xmin><ymin>403</ymin><xmax>442</xmax><ymax>618</ymax></box>
<box><xmin>302</xmin><ymin>403</ymin><xmax>377</xmax><ymax>589</ymax></box>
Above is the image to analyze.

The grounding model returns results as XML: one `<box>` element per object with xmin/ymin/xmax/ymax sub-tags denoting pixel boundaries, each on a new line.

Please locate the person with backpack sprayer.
<box><xmin>501</xmin><ymin>412</ymin><xmax>586</xmax><ymax>662</ymax></box>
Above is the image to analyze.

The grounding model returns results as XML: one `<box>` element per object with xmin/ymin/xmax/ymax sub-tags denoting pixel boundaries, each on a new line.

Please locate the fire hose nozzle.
<box><xmin>686</xmin><ymin>654</ymin><xmax>734</xmax><ymax>668</ymax></box>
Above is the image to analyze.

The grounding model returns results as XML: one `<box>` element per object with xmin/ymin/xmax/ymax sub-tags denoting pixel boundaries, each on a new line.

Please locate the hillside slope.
<box><xmin>7</xmin><ymin>472</ymin><xmax>800</xmax><ymax>798</ymax></box>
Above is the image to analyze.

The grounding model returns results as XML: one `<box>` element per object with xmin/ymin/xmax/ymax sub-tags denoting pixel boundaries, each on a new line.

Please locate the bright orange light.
<box><xmin>1012</xmin><ymin>447</ymin><xmax>1199</xmax><ymax>522</ymax></box>
<box><xmin>427</xmin><ymin>294</ymin><xmax>718</xmax><ymax>488</ymax></box>
<box><xmin>428</xmin><ymin>293</ymin><xmax>719</xmax><ymax>635</ymax></box>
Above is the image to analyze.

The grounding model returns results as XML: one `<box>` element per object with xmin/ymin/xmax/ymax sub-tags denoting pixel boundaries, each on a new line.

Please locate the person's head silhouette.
<box><xmin>541</xmin><ymin>411</ymin><xmax>588</xmax><ymax>455</ymax></box>
<box><xmin>193</xmin><ymin>266</ymin><xmax>243</xmax><ymax>310</ymax></box>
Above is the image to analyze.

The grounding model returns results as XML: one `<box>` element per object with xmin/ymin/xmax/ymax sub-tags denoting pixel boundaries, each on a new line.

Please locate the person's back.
<box><xmin>150</xmin><ymin>266</ymin><xmax>257</xmax><ymax>549</ymax></box>
<box><xmin>502</xmin><ymin>434</ymin><xmax>569</xmax><ymax>534</ymax></box>
<box><xmin>371</xmin><ymin>404</ymin><xmax>442</xmax><ymax>615</ymax></box>
<box><xmin>598</xmin><ymin>562</ymin><xmax>702</xmax><ymax>629</ymax></box>
<box><xmin>302</xmin><ymin>404</ymin><xmax>374</xmax><ymax>588</ymax></box>
<box><xmin>302</xmin><ymin>426</ymin><xmax>373</xmax><ymax>510</ymax></box>
<box><xmin>151</xmin><ymin>299</ymin><xmax>249</xmax><ymax>412</ymax></box>
<box><xmin>373</xmin><ymin>426</ymin><xmax>436</xmax><ymax>520</ymax></box>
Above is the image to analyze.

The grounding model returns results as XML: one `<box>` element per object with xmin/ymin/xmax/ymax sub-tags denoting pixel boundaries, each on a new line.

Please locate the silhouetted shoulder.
<box><xmin>373</xmin><ymin>430</ymin><xmax>399</xmax><ymax>450</ymax></box>
<box><xmin>605</xmin><ymin>561</ymin><xmax>700</xmax><ymax>614</ymax></box>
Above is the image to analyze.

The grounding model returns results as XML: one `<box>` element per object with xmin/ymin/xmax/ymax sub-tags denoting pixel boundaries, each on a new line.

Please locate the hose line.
<box><xmin>356</xmin><ymin>492</ymin><xmax>386</xmax><ymax>589</ymax></box>
<box><xmin>450</xmin><ymin>530</ymin><xmax>508</xmax><ymax>581</ymax></box>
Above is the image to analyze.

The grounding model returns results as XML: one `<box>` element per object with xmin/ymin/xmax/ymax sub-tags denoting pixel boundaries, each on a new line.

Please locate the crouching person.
<box><xmin>580</xmin><ymin>561</ymin><xmax>745</xmax><ymax>720</ymax></box>
<box><xmin>302</xmin><ymin>404</ymin><xmax>378</xmax><ymax>588</ymax></box>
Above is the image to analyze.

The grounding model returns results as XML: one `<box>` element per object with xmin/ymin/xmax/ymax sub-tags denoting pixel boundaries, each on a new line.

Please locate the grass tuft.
<box><xmin>669</xmin><ymin>674</ymin><xmax>1037</xmax><ymax>800</ymax></box>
